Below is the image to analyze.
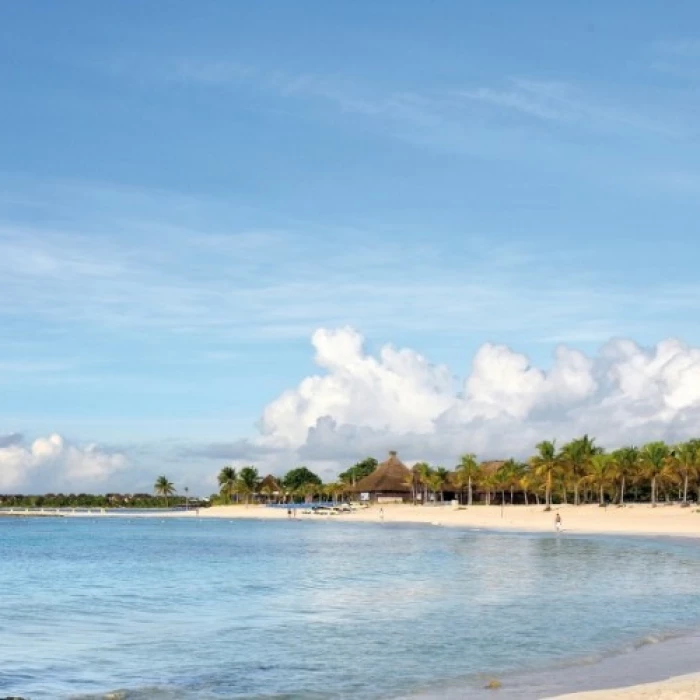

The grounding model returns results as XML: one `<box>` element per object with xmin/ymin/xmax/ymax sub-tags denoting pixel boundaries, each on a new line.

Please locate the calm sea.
<box><xmin>2</xmin><ymin>517</ymin><xmax>700</xmax><ymax>699</ymax></box>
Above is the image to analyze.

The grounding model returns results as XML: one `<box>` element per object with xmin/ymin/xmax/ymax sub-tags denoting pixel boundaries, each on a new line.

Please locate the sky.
<box><xmin>2</xmin><ymin>1</ymin><xmax>700</xmax><ymax>494</ymax></box>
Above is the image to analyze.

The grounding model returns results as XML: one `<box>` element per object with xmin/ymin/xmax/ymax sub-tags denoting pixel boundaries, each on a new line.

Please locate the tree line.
<box><xmin>209</xmin><ymin>436</ymin><xmax>700</xmax><ymax>508</ymax></box>
<box><xmin>414</xmin><ymin>436</ymin><xmax>700</xmax><ymax>508</ymax></box>
<box><xmin>6</xmin><ymin>436</ymin><xmax>698</xmax><ymax>510</ymax></box>
<box><xmin>0</xmin><ymin>492</ymin><xmax>197</xmax><ymax>509</ymax></box>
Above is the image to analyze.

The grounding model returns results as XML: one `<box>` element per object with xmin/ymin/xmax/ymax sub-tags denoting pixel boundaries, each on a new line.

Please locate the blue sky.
<box><xmin>2</xmin><ymin>1</ymin><xmax>700</xmax><ymax>493</ymax></box>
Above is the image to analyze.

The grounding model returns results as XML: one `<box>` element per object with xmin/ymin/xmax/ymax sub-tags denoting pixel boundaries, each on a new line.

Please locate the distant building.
<box><xmin>259</xmin><ymin>474</ymin><xmax>282</xmax><ymax>502</ymax></box>
<box><xmin>351</xmin><ymin>451</ymin><xmax>412</xmax><ymax>503</ymax></box>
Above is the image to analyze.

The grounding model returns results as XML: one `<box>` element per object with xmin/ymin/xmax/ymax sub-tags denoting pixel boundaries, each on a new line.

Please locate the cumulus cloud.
<box><xmin>0</xmin><ymin>433</ymin><xmax>127</xmax><ymax>492</ymax></box>
<box><xmin>250</xmin><ymin>328</ymin><xmax>700</xmax><ymax>468</ymax></box>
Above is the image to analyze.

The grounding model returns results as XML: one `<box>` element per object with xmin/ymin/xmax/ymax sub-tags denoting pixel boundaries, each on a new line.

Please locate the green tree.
<box><xmin>530</xmin><ymin>440</ymin><xmax>558</xmax><ymax>510</ymax></box>
<box><xmin>499</xmin><ymin>459</ymin><xmax>526</xmax><ymax>504</ymax></box>
<box><xmin>283</xmin><ymin>467</ymin><xmax>322</xmax><ymax>493</ymax></box>
<box><xmin>639</xmin><ymin>441</ymin><xmax>671</xmax><ymax>506</ymax></box>
<box><xmin>610</xmin><ymin>446</ymin><xmax>639</xmax><ymax>505</ymax></box>
<box><xmin>582</xmin><ymin>453</ymin><xmax>613</xmax><ymax>505</ymax></box>
<box><xmin>669</xmin><ymin>442</ymin><xmax>697</xmax><ymax>505</ymax></box>
<box><xmin>559</xmin><ymin>435</ymin><xmax>601</xmax><ymax>505</ymax></box>
<box><xmin>403</xmin><ymin>466</ymin><xmax>421</xmax><ymax>505</ymax></box>
<box><xmin>338</xmin><ymin>457</ymin><xmax>378</xmax><ymax>485</ymax></box>
<box><xmin>455</xmin><ymin>453</ymin><xmax>480</xmax><ymax>506</ymax></box>
<box><xmin>154</xmin><ymin>475</ymin><xmax>175</xmax><ymax>507</ymax></box>
<box><xmin>431</xmin><ymin>467</ymin><xmax>450</xmax><ymax>502</ymax></box>
<box><xmin>238</xmin><ymin>466</ymin><xmax>261</xmax><ymax>504</ymax></box>
<box><xmin>413</xmin><ymin>462</ymin><xmax>433</xmax><ymax>503</ymax></box>
<box><xmin>218</xmin><ymin>466</ymin><xmax>238</xmax><ymax>504</ymax></box>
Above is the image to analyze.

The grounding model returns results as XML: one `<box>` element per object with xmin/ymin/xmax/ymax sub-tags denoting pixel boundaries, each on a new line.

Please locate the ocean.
<box><xmin>2</xmin><ymin>517</ymin><xmax>700</xmax><ymax>699</ymax></box>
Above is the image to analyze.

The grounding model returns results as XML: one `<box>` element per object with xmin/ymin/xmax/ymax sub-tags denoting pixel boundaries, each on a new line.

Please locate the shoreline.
<box><xmin>546</xmin><ymin>671</ymin><xmax>700</xmax><ymax>699</ymax></box>
<box><xmin>196</xmin><ymin>501</ymin><xmax>700</xmax><ymax>540</ymax></box>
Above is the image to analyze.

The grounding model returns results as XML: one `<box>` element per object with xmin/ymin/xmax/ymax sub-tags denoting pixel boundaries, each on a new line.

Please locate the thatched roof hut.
<box><xmin>352</xmin><ymin>451</ymin><xmax>411</xmax><ymax>495</ymax></box>
<box><xmin>259</xmin><ymin>474</ymin><xmax>281</xmax><ymax>493</ymax></box>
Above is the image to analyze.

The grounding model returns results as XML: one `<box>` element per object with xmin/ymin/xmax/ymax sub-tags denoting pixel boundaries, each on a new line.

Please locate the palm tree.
<box><xmin>403</xmin><ymin>467</ymin><xmax>421</xmax><ymax>505</ymax></box>
<box><xmin>480</xmin><ymin>470</ymin><xmax>498</xmax><ymax>506</ymax></box>
<box><xmin>669</xmin><ymin>442</ymin><xmax>697</xmax><ymax>506</ymax></box>
<box><xmin>300</xmin><ymin>481</ymin><xmax>318</xmax><ymax>504</ymax></box>
<box><xmin>610</xmin><ymin>446</ymin><xmax>639</xmax><ymax>506</ymax></box>
<box><xmin>582</xmin><ymin>453</ymin><xmax>613</xmax><ymax>505</ymax></box>
<box><xmin>154</xmin><ymin>475</ymin><xmax>175</xmax><ymax>507</ymax></box>
<box><xmin>455</xmin><ymin>453</ymin><xmax>480</xmax><ymax>506</ymax></box>
<box><xmin>218</xmin><ymin>466</ymin><xmax>238</xmax><ymax>504</ymax></box>
<box><xmin>530</xmin><ymin>440</ymin><xmax>558</xmax><ymax>510</ymax></box>
<box><xmin>414</xmin><ymin>462</ymin><xmax>433</xmax><ymax>503</ymax></box>
<box><xmin>499</xmin><ymin>459</ymin><xmax>526</xmax><ymax>504</ymax></box>
<box><xmin>559</xmin><ymin>435</ymin><xmax>601</xmax><ymax>505</ymax></box>
<box><xmin>639</xmin><ymin>441</ymin><xmax>671</xmax><ymax>506</ymax></box>
<box><xmin>238</xmin><ymin>466</ymin><xmax>261</xmax><ymax>504</ymax></box>
<box><xmin>434</xmin><ymin>467</ymin><xmax>450</xmax><ymax>502</ymax></box>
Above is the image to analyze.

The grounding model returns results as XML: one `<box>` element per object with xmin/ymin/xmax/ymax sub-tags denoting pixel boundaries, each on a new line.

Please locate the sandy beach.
<box><xmin>547</xmin><ymin>672</ymin><xmax>700</xmax><ymax>699</ymax></box>
<box><xmin>191</xmin><ymin>501</ymin><xmax>700</xmax><ymax>539</ymax></box>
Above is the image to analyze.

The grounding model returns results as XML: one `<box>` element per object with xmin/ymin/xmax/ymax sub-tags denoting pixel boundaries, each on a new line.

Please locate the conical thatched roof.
<box><xmin>260</xmin><ymin>474</ymin><xmax>281</xmax><ymax>492</ymax></box>
<box><xmin>352</xmin><ymin>451</ymin><xmax>411</xmax><ymax>493</ymax></box>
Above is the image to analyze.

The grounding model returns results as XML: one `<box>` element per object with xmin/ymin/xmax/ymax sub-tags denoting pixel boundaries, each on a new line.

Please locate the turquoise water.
<box><xmin>2</xmin><ymin>518</ymin><xmax>700</xmax><ymax>699</ymax></box>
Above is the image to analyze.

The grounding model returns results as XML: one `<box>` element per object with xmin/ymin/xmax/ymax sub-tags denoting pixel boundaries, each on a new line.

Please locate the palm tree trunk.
<box><xmin>599</xmin><ymin>484</ymin><xmax>604</xmax><ymax>505</ymax></box>
<box><xmin>651</xmin><ymin>476</ymin><xmax>657</xmax><ymax>506</ymax></box>
<box><xmin>510</xmin><ymin>486</ymin><xmax>514</xmax><ymax>504</ymax></box>
<box><xmin>574</xmin><ymin>482</ymin><xmax>579</xmax><ymax>506</ymax></box>
<box><xmin>683</xmin><ymin>473</ymin><xmax>689</xmax><ymax>504</ymax></box>
<box><xmin>546</xmin><ymin>470</ymin><xmax>552</xmax><ymax>508</ymax></box>
<box><xmin>468</xmin><ymin>477</ymin><xmax>473</xmax><ymax>507</ymax></box>
<box><xmin>523</xmin><ymin>489</ymin><xmax>529</xmax><ymax>506</ymax></box>
<box><xmin>620</xmin><ymin>476</ymin><xmax>625</xmax><ymax>505</ymax></box>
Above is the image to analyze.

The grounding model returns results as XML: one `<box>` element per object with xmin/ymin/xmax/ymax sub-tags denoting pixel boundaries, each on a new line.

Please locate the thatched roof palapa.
<box><xmin>352</xmin><ymin>451</ymin><xmax>411</xmax><ymax>493</ymax></box>
<box><xmin>260</xmin><ymin>474</ymin><xmax>281</xmax><ymax>492</ymax></box>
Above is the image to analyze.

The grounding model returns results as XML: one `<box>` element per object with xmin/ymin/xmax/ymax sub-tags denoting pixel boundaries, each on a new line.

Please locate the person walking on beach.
<box><xmin>287</xmin><ymin>508</ymin><xmax>292</xmax><ymax>519</ymax></box>
<box><xmin>379</xmin><ymin>508</ymin><xmax>384</xmax><ymax>522</ymax></box>
<box><xmin>555</xmin><ymin>513</ymin><xmax>562</xmax><ymax>532</ymax></box>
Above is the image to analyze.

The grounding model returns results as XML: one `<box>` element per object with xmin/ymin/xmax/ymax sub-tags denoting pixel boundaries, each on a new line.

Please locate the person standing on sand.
<box><xmin>379</xmin><ymin>508</ymin><xmax>384</xmax><ymax>522</ymax></box>
<box><xmin>287</xmin><ymin>508</ymin><xmax>292</xmax><ymax>519</ymax></box>
<box><xmin>555</xmin><ymin>513</ymin><xmax>562</xmax><ymax>532</ymax></box>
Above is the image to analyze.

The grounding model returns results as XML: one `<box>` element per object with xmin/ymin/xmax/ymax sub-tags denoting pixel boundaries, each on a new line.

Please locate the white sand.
<box><xmin>195</xmin><ymin>501</ymin><xmax>700</xmax><ymax>539</ymax></box>
<box><xmin>545</xmin><ymin>672</ymin><xmax>700</xmax><ymax>699</ymax></box>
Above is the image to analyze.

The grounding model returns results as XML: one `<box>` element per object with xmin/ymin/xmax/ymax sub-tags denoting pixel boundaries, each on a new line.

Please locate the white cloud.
<box><xmin>0</xmin><ymin>434</ymin><xmax>127</xmax><ymax>492</ymax></box>
<box><xmin>251</xmin><ymin>328</ymin><xmax>700</xmax><ymax>467</ymax></box>
<box><xmin>457</xmin><ymin>79</ymin><xmax>681</xmax><ymax>136</ymax></box>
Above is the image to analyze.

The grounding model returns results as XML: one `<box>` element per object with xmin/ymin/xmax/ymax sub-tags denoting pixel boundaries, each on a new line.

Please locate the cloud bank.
<box><xmin>245</xmin><ymin>328</ymin><xmax>700</xmax><ymax>467</ymax></box>
<box><xmin>0</xmin><ymin>434</ymin><xmax>127</xmax><ymax>492</ymax></box>
<box><xmin>6</xmin><ymin>328</ymin><xmax>700</xmax><ymax>491</ymax></box>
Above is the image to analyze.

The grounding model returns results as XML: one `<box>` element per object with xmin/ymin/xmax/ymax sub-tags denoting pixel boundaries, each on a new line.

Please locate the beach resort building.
<box><xmin>352</xmin><ymin>451</ymin><xmax>412</xmax><ymax>503</ymax></box>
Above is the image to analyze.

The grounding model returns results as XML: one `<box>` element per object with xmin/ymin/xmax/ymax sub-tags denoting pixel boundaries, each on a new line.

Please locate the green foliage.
<box><xmin>154</xmin><ymin>475</ymin><xmax>175</xmax><ymax>506</ymax></box>
<box><xmin>0</xmin><ymin>493</ymin><xmax>205</xmax><ymax>509</ymax></box>
<box><xmin>283</xmin><ymin>466</ymin><xmax>322</xmax><ymax>492</ymax></box>
<box><xmin>338</xmin><ymin>457</ymin><xmax>378</xmax><ymax>484</ymax></box>
<box><xmin>218</xmin><ymin>466</ymin><xmax>238</xmax><ymax>504</ymax></box>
